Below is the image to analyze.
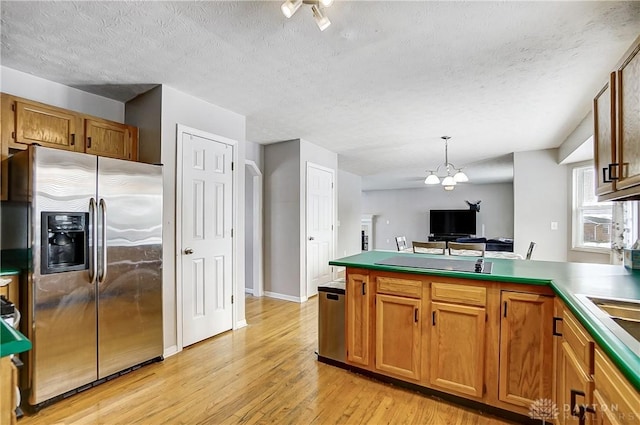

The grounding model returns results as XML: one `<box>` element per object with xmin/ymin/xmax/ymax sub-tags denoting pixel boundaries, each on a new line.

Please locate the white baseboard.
<box><xmin>235</xmin><ymin>319</ymin><xmax>248</xmax><ymax>329</ymax></box>
<box><xmin>163</xmin><ymin>344</ymin><xmax>179</xmax><ymax>358</ymax></box>
<box><xmin>264</xmin><ymin>291</ymin><xmax>305</xmax><ymax>303</ymax></box>
<box><xmin>244</xmin><ymin>288</ymin><xmax>254</xmax><ymax>294</ymax></box>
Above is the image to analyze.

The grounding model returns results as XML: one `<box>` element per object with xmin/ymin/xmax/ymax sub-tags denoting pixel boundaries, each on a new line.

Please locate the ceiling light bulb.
<box><xmin>453</xmin><ymin>170</ymin><xmax>468</xmax><ymax>183</ymax></box>
<box><xmin>441</xmin><ymin>175</ymin><xmax>456</xmax><ymax>187</ymax></box>
<box><xmin>320</xmin><ymin>0</ymin><xmax>334</xmax><ymax>7</ymax></box>
<box><xmin>444</xmin><ymin>185</ymin><xmax>455</xmax><ymax>191</ymax></box>
<box><xmin>311</xmin><ymin>5</ymin><xmax>331</xmax><ymax>31</ymax></box>
<box><xmin>281</xmin><ymin>0</ymin><xmax>302</xmax><ymax>18</ymax></box>
<box><xmin>424</xmin><ymin>173</ymin><xmax>440</xmax><ymax>185</ymax></box>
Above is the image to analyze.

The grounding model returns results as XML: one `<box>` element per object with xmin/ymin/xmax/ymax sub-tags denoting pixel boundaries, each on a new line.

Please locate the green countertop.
<box><xmin>330</xmin><ymin>250</ymin><xmax>640</xmax><ymax>391</ymax></box>
<box><xmin>0</xmin><ymin>267</ymin><xmax>20</xmax><ymax>277</ymax></box>
<box><xmin>0</xmin><ymin>317</ymin><xmax>31</xmax><ymax>357</ymax></box>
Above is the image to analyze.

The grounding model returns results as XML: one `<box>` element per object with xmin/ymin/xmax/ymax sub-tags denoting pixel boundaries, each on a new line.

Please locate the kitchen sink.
<box><xmin>576</xmin><ymin>295</ymin><xmax>640</xmax><ymax>355</ymax></box>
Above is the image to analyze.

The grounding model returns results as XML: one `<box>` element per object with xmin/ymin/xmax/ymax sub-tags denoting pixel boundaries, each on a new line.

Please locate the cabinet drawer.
<box><xmin>431</xmin><ymin>282</ymin><xmax>486</xmax><ymax>307</ymax></box>
<box><xmin>593</xmin><ymin>348</ymin><xmax>639</xmax><ymax>424</ymax></box>
<box><xmin>563</xmin><ymin>310</ymin><xmax>594</xmax><ymax>373</ymax></box>
<box><xmin>376</xmin><ymin>276</ymin><xmax>421</xmax><ymax>299</ymax></box>
<box><xmin>0</xmin><ymin>275</ymin><xmax>19</xmax><ymax>309</ymax></box>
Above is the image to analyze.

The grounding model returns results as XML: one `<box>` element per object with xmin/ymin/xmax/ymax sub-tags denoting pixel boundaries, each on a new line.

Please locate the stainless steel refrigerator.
<box><xmin>5</xmin><ymin>145</ymin><xmax>163</xmax><ymax>407</ymax></box>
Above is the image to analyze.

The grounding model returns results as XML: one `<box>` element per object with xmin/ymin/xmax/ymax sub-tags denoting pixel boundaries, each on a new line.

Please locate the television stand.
<box><xmin>428</xmin><ymin>234</ymin><xmax>471</xmax><ymax>243</ymax></box>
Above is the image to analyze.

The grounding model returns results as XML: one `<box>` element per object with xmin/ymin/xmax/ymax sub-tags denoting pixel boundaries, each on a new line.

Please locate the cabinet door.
<box><xmin>85</xmin><ymin>119</ymin><xmax>132</xmax><ymax>160</ymax></box>
<box><xmin>346</xmin><ymin>273</ymin><xmax>370</xmax><ymax>366</ymax></box>
<box><xmin>430</xmin><ymin>301</ymin><xmax>485</xmax><ymax>397</ymax></box>
<box><xmin>557</xmin><ymin>342</ymin><xmax>594</xmax><ymax>425</ymax></box>
<box><xmin>616</xmin><ymin>39</ymin><xmax>640</xmax><ymax>191</ymax></box>
<box><xmin>15</xmin><ymin>100</ymin><xmax>79</xmax><ymax>151</ymax></box>
<box><xmin>499</xmin><ymin>292</ymin><xmax>554</xmax><ymax>408</ymax></box>
<box><xmin>593</xmin><ymin>390</ymin><xmax>623</xmax><ymax>425</ymax></box>
<box><xmin>593</xmin><ymin>73</ymin><xmax>617</xmax><ymax>196</ymax></box>
<box><xmin>375</xmin><ymin>294</ymin><xmax>421</xmax><ymax>380</ymax></box>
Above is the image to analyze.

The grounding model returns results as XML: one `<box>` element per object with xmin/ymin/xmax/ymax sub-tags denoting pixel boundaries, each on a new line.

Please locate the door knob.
<box><xmin>308</xmin><ymin>236</ymin><xmax>315</xmax><ymax>241</ymax></box>
<box><xmin>184</xmin><ymin>248</ymin><xmax>194</xmax><ymax>255</ymax></box>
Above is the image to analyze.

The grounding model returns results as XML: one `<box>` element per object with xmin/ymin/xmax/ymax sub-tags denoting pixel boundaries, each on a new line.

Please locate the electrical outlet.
<box><xmin>551</xmin><ymin>221</ymin><xmax>558</xmax><ymax>230</ymax></box>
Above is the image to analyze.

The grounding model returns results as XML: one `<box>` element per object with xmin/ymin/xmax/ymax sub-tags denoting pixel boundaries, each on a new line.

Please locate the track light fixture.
<box><xmin>424</xmin><ymin>136</ymin><xmax>469</xmax><ymax>191</ymax></box>
<box><xmin>281</xmin><ymin>0</ymin><xmax>334</xmax><ymax>31</ymax></box>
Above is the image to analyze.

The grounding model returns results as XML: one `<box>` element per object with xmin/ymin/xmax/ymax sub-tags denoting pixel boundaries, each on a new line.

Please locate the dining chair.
<box><xmin>526</xmin><ymin>242</ymin><xmax>537</xmax><ymax>260</ymax></box>
<box><xmin>412</xmin><ymin>241</ymin><xmax>446</xmax><ymax>255</ymax></box>
<box><xmin>395</xmin><ymin>236</ymin><xmax>408</xmax><ymax>251</ymax></box>
<box><xmin>448</xmin><ymin>242</ymin><xmax>486</xmax><ymax>257</ymax></box>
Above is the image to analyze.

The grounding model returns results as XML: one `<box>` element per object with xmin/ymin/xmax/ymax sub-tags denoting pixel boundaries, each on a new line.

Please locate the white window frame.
<box><xmin>571</xmin><ymin>165</ymin><xmax>612</xmax><ymax>253</ymax></box>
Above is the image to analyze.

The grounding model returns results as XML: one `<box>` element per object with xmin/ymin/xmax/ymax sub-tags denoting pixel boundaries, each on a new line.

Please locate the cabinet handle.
<box><xmin>70</xmin><ymin>133</ymin><xmax>75</xmax><ymax>146</ymax></box>
<box><xmin>414</xmin><ymin>308</ymin><xmax>418</xmax><ymax>323</ymax></box>
<box><xmin>432</xmin><ymin>311</ymin><xmax>436</xmax><ymax>326</ymax></box>
<box><xmin>609</xmin><ymin>163</ymin><xmax>619</xmax><ymax>180</ymax></box>
<box><xmin>570</xmin><ymin>389</ymin><xmax>584</xmax><ymax>417</ymax></box>
<box><xmin>552</xmin><ymin>317</ymin><xmax>563</xmax><ymax>336</ymax></box>
<box><xmin>362</xmin><ymin>282</ymin><xmax>366</xmax><ymax>295</ymax></box>
<box><xmin>503</xmin><ymin>301</ymin><xmax>507</xmax><ymax>317</ymax></box>
<box><xmin>570</xmin><ymin>389</ymin><xmax>595</xmax><ymax>425</ymax></box>
<box><xmin>87</xmin><ymin>136</ymin><xmax>92</xmax><ymax>148</ymax></box>
<box><xmin>603</xmin><ymin>163</ymin><xmax>620</xmax><ymax>183</ymax></box>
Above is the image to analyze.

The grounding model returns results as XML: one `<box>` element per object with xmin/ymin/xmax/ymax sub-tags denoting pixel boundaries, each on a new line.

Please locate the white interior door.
<box><xmin>306</xmin><ymin>162</ymin><xmax>335</xmax><ymax>298</ymax></box>
<box><xmin>181</xmin><ymin>132</ymin><xmax>233</xmax><ymax>347</ymax></box>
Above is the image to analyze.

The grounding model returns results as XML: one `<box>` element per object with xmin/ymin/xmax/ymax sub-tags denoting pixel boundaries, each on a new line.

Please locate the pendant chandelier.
<box><xmin>424</xmin><ymin>136</ymin><xmax>469</xmax><ymax>191</ymax></box>
<box><xmin>281</xmin><ymin>0</ymin><xmax>334</xmax><ymax>31</ymax></box>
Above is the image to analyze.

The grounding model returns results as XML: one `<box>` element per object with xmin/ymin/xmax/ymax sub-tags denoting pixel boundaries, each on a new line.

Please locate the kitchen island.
<box><xmin>328</xmin><ymin>250</ymin><xmax>640</xmax><ymax>424</ymax></box>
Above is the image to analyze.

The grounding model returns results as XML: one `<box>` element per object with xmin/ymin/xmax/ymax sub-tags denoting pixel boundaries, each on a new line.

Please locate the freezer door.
<box><xmin>27</xmin><ymin>146</ymin><xmax>98</xmax><ymax>405</ymax></box>
<box><xmin>97</xmin><ymin>157</ymin><xmax>163</xmax><ymax>378</ymax></box>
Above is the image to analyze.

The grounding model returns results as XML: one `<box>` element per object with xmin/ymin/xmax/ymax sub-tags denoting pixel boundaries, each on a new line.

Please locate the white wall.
<box><xmin>264</xmin><ymin>140</ymin><xmax>301</xmax><ymax>299</ymax></box>
<box><xmin>363</xmin><ymin>183</ymin><xmax>514</xmax><ymax>252</ymax></box>
<box><xmin>1</xmin><ymin>66</ymin><xmax>124</xmax><ymax>122</ymax></box>
<box><xmin>264</xmin><ymin>139</ymin><xmax>338</xmax><ymax>301</ymax></box>
<box><xmin>126</xmin><ymin>86</ymin><xmax>162</xmax><ymax>164</ymax></box>
<box><xmin>245</xmin><ymin>140</ymin><xmax>263</xmax><ymax>169</ymax></box>
<box><xmin>514</xmin><ymin>149</ymin><xmax>568</xmax><ymax>262</ymax></box>
<box><xmin>337</xmin><ymin>169</ymin><xmax>363</xmax><ymax>259</ymax></box>
<box><xmin>245</xmin><ymin>166</ymin><xmax>254</xmax><ymax>292</ymax></box>
<box><xmin>127</xmin><ymin>85</ymin><xmax>247</xmax><ymax>355</ymax></box>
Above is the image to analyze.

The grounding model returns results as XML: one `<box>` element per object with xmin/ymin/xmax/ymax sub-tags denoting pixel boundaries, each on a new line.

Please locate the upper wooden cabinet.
<box><xmin>1</xmin><ymin>93</ymin><xmax>138</xmax><ymax>160</ymax></box>
<box><xmin>14</xmin><ymin>100</ymin><xmax>80</xmax><ymax>151</ymax></box>
<box><xmin>593</xmin><ymin>73</ymin><xmax>617</xmax><ymax>197</ymax></box>
<box><xmin>615</xmin><ymin>37</ymin><xmax>640</xmax><ymax>193</ymax></box>
<box><xmin>498</xmin><ymin>291</ymin><xmax>554</xmax><ymax>409</ymax></box>
<box><xmin>85</xmin><ymin>118</ymin><xmax>137</xmax><ymax>161</ymax></box>
<box><xmin>594</xmin><ymin>35</ymin><xmax>640</xmax><ymax>201</ymax></box>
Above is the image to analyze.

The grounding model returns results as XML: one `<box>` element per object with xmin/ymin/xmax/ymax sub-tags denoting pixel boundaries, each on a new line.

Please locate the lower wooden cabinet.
<box><xmin>592</xmin><ymin>348</ymin><xmax>640</xmax><ymax>425</ymax></box>
<box><xmin>346</xmin><ymin>273</ymin><xmax>370</xmax><ymax>366</ymax></box>
<box><xmin>375</xmin><ymin>294</ymin><xmax>421</xmax><ymax>380</ymax></box>
<box><xmin>0</xmin><ymin>356</ymin><xmax>17</xmax><ymax>425</ymax></box>
<box><xmin>342</xmin><ymin>269</ymin><xmax>639</xmax><ymax>422</ymax></box>
<box><xmin>0</xmin><ymin>275</ymin><xmax>19</xmax><ymax>310</ymax></box>
<box><xmin>429</xmin><ymin>301</ymin><xmax>485</xmax><ymax>397</ymax></box>
<box><xmin>498</xmin><ymin>291</ymin><xmax>554</xmax><ymax>408</ymax></box>
<box><xmin>557</xmin><ymin>341</ymin><xmax>594</xmax><ymax>425</ymax></box>
<box><xmin>593</xmin><ymin>390</ymin><xmax>622</xmax><ymax>425</ymax></box>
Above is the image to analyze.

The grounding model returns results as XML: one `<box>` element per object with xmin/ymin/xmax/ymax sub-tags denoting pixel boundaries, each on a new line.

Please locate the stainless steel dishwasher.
<box><xmin>317</xmin><ymin>280</ymin><xmax>346</xmax><ymax>363</ymax></box>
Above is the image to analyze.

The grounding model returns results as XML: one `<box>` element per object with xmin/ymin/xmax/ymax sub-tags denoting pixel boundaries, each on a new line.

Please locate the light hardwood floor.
<box><xmin>20</xmin><ymin>296</ymin><xmax>515</xmax><ymax>425</ymax></box>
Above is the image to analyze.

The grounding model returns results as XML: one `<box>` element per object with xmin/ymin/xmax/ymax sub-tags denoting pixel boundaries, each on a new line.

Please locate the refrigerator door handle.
<box><xmin>89</xmin><ymin>198</ymin><xmax>98</xmax><ymax>284</ymax></box>
<box><xmin>98</xmin><ymin>198</ymin><xmax>108</xmax><ymax>283</ymax></box>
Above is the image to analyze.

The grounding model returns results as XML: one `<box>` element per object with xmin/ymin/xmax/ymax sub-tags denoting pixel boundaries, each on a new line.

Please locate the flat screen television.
<box><xmin>429</xmin><ymin>209</ymin><xmax>477</xmax><ymax>236</ymax></box>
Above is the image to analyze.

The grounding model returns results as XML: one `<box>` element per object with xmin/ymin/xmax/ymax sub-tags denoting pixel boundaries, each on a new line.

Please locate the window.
<box><xmin>572</xmin><ymin>166</ymin><xmax>613</xmax><ymax>251</ymax></box>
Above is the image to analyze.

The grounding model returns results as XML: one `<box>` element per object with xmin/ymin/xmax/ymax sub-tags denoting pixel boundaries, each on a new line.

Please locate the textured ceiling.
<box><xmin>1</xmin><ymin>1</ymin><xmax>639</xmax><ymax>189</ymax></box>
